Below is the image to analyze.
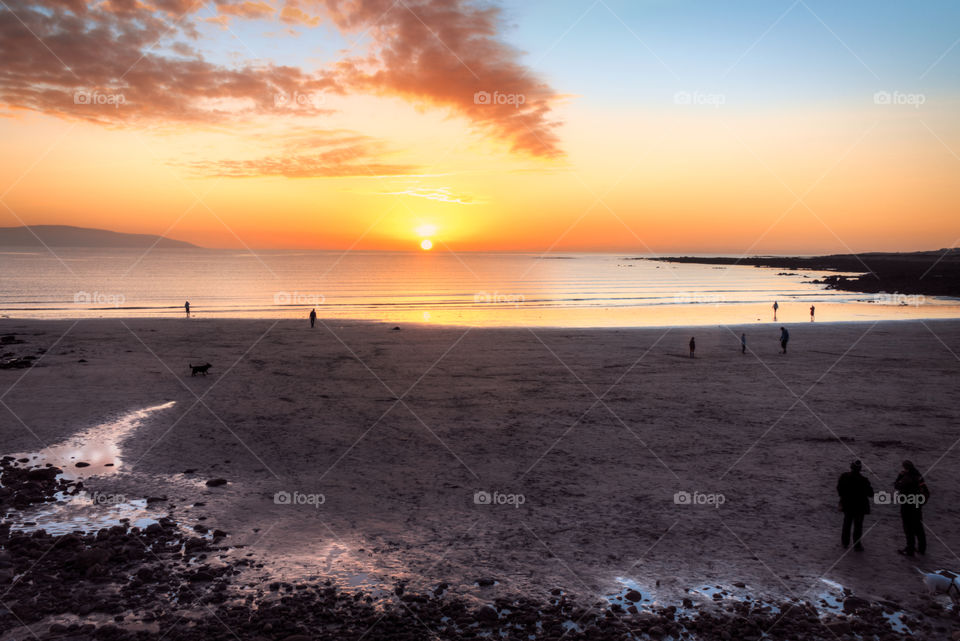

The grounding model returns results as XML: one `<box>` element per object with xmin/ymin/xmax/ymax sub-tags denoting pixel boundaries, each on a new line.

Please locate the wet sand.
<box><xmin>2</xmin><ymin>318</ymin><xmax>960</xmax><ymax>637</ymax></box>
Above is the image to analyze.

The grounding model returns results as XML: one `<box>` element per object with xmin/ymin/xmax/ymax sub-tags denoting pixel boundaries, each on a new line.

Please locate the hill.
<box><xmin>0</xmin><ymin>225</ymin><xmax>199</xmax><ymax>249</ymax></box>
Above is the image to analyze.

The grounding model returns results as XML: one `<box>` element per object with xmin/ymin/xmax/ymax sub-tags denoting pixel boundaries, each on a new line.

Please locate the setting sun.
<box><xmin>420</xmin><ymin>239</ymin><xmax>433</xmax><ymax>251</ymax></box>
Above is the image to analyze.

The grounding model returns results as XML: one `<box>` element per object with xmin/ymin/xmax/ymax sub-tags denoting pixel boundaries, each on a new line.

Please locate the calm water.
<box><xmin>1</xmin><ymin>248</ymin><xmax>958</xmax><ymax>327</ymax></box>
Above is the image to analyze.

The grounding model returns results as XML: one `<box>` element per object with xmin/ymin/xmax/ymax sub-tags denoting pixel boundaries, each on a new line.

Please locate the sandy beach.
<box><xmin>2</xmin><ymin>317</ymin><xmax>960</xmax><ymax>639</ymax></box>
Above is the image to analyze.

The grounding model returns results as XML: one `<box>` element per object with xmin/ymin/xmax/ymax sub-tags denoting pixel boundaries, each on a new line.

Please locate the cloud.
<box><xmin>0</xmin><ymin>0</ymin><xmax>337</xmax><ymax>124</ymax></box>
<box><xmin>184</xmin><ymin>129</ymin><xmax>421</xmax><ymax>178</ymax></box>
<box><xmin>323</xmin><ymin>0</ymin><xmax>563</xmax><ymax>157</ymax></box>
<box><xmin>218</xmin><ymin>0</ymin><xmax>275</xmax><ymax>20</ymax></box>
<box><xmin>0</xmin><ymin>0</ymin><xmax>564</xmax><ymax>158</ymax></box>
<box><xmin>380</xmin><ymin>187</ymin><xmax>480</xmax><ymax>205</ymax></box>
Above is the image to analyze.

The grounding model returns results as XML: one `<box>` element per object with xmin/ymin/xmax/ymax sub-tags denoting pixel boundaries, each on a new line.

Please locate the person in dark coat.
<box><xmin>309</xmin><ymin>308</ymin><xmax>317</xmax><ymax>328</ymax></box>
<box><xmin>689</xmin><ymin>337</ymin><xmax>695</xmax><ymax>358</ymax></box>
<box><xmin>837</xmin><ymin>459</ymin><xmax>873</xmax><ymax>550</ymax></box>
<box><xmin>895</xmin><ymin>460</ymin><xmax>929</xmax><ymax>556</ymax></box>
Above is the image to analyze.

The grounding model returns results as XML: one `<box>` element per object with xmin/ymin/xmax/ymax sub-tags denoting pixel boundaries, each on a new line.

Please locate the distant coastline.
<box><xmin>642</xmin><ymin>249</ymin><xmax>960</xmax><ymax>298</ymax></box>
<box><xmin>0</xmin><ymin>225</ymin><xmax>198</xmax><ymax>249</ymax></box>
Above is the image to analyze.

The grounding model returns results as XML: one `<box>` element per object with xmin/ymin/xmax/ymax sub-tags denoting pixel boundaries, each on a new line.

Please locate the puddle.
<box><xmin>10</xmin><ymin>401</ymin><xmax>176</xmax><ymax>479</ymax></box>
<box><xmin>11</xmin><ymin>492</ymin><xmax>160</xmax><ymax>535</ymax></box>
<box><xmin>4</xmin><ymin>402</ymin><xmax>176</xmax><ymax>534</ymax></box>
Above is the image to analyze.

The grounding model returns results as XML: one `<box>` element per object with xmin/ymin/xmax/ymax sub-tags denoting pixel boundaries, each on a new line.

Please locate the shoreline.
<box><xmin>643</xmin><ymin>250</ymin><xmax>960</xmax><ymax>298</ymax></box>
<box><xmin>2</xmin><ymin>318</ymin><xmax>960</xmax><ymax>638</ymax></box>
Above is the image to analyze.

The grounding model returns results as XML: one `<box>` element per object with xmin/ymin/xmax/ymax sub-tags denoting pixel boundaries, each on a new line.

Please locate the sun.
<box><xmin>420</xmin><ymin>238</ymin><xmax>433</xmax><ymax>250</ymax></box>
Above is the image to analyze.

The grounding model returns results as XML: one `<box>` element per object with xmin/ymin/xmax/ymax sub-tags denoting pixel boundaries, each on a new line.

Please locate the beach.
<box><xmin>1</xmin><ymin>318</ymin><xmax>959</xmax><ymax>638</ymax></box>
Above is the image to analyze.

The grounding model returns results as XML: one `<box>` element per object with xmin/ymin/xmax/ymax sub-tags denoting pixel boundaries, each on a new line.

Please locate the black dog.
<box><xmin>190</xmin><ymin>363</ymin><xmax>212</xmax><ymax>377</ymax></box>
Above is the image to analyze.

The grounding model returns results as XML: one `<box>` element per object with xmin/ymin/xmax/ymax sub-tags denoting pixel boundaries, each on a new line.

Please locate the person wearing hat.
<box><xmin>837</xmin><ymin>460</ymin><xmax>874</xmax><ymax>551</ymax></box>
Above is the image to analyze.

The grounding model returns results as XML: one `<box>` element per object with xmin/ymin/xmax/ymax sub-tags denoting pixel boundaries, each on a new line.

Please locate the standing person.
<box><xmin>779</xmin><ymin>326</ymin><xmax>789</xmax><ymax>354</ymax></box>
<box><xmin>309</xmin><ymin>308</ymin><xmax>317</xmax><ymax>328</ymax></box>
<box><xmin>184</xmin><ymin>301</ymin><xmax>190</xmax><ymax>316</ymax></box>
<box><xmin>837</xmin><ymin>460</ymin><xmax>873</xmax><ymax>551</ymax></box>
<box><xmin>689</xmin><ymin>337</ymin><xmax>696</xmax><ymax>358</ymax></box>
<box><xmin>895</xmin><ymin>460</ymin><xmax>929</xmax><ymax>556</ymax></box>
<box><xmin>741</xmin><ymin>333</ymin><xmax>747</xmax><ymax>354</ymax></box>
<box><xmin>772</xmin><ymin>300</ymin><xmax>779</xmax><ymax>321</ymax></box>
<box><xmin>810</xmin><ymin>305</ymin><xmax>816</xmax><ymax>322</ymax></box>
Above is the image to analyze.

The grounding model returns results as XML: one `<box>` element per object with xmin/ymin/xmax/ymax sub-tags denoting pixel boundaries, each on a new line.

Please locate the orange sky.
<box><xmin>1</xmin><ymin>0</ymin><xmax>958</xmax><ymax>254</ymax></box>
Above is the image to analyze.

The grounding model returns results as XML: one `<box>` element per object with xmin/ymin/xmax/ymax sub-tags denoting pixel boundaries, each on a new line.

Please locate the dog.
<box><xmin>916</xmin><ymin>568</ymin><xmax>960</xmax><ymax>605</ymax></box>
<box><xmin>190</xmin><ymin>363</ymin><xmax>212</xmax><ymax>377</ymax></box>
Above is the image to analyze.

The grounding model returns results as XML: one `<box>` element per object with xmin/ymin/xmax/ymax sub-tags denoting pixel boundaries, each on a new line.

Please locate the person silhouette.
<box><xmin>309</xmin><ymin>308</ymin><xmax>317</xmax><ymax>328</ymax></box>
<box><xmin>810</xmin><ymin>305</ymin><xmax>816</xmax><ymax>322</ymax></box>
<box><xmin>895</xmin><ymin>460</ymin><xmax>929</xmax><ymax>556</ymax></box>
<box><xmin>772</xmin><ymin>300</ymin><xmax>779</xmax><ymax>321</ymax></box>
<box><xmin>741</xmin><ymin>333</ymin><xmax>747</xmax><ymax>354</ymax></box>
<box><xmin>779</xmin><ymin>326</ymin><xmax>789</xmax><ymax>354</ymax></box>
<box><xmin>689</xmin><ymin>337</ymin><xmax>696</xmax><ymax>358</ymax></box>
<box><xmin>184</xmin><ymin>301</ymin><xmax>190</xmax><ymax>316</ymax></box>
<box><xmin>837</xmin><ymin>459</ymin><xmax>873</xmax><ymax>551</ymax></box>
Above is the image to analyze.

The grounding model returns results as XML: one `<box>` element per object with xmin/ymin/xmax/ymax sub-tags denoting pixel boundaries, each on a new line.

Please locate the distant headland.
<box><xmin>0</xmin><ymin>225</ymin><xmax>199</xmax><ymax>249</ymax></box>
<box><xmin>642</xmin><ymin>249</ymin><xmax>960</xmax><ymax>298</ymax></box>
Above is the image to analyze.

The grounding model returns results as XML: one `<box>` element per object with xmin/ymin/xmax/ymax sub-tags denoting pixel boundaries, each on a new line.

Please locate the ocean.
<box><xmin>1</xmin><ymin>248</ymin><xmax>957</xmax><ymax>327</ymax></box>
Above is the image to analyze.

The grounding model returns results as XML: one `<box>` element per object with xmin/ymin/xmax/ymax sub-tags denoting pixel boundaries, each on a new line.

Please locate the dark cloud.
<box><xmin>0</xmin><ymin>0</ymin><xmax>563</xmax><ymax>158</ymax></box>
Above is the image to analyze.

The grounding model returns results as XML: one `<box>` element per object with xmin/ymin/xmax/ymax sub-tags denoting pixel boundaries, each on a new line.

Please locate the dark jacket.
<box><xmin>837</xmin><ymin>470</ymin><xmax>873</xmax><ymax>514</ymax></box>
<box><xmin>894</xmin><ymin>469</ymin><xmax>929</xmax><ymax>507</ymax></box>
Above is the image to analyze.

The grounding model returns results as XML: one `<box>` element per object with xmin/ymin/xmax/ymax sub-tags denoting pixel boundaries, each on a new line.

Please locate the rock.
<box><xmin>475</xmin><ymin>605</ymin><xmax>498</xmax><ymax>622</ymax></box>
<box><xmin>826</xmin><ymin>620</ymin><xmax>852</xmax><ymax>635</ymax></box>
<box><xmin>205</xmin><ymin>478</ymin><xmax>228</xmax><ymax>487</ymax></box>
<box><xmin>476</xmin><ymin>577</ymin><xmax>496</xmax><ymax>587</ymax></box>
<box><xmin>75</xmin><ymin>462</ymin><xmax>90</xmax><ymax>468</ymax></box>
<box><xmin>145</xmin><ymin>496</ymin><xmax>167</xmax><ymax>504</ymax></box>
<box><xmin>27</xmin><ymin>467</ymin><xmax>58</xmax><ymax>480</ymax></box>
<box><xmin>624</xmin><ymin>589</ymin><xmax>642</xmax><ymax>602</ymax></box>
<box><xmin>842</xmin><ymin>596</ymin><xmax>870</xmax><ymax>614</ymax></box>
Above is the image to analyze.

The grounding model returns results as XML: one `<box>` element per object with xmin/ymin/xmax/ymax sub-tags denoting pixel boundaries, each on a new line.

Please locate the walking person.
<box><xmin>309</xmin><ymin>308</ymin><xmax>317</xmax><ymax>328</ymax></box>
<box><xmin>810</xmin><ymin>305</ymin><xmax>816</xmax><ymax>322</ymax></box>
<box><xmin>779</xmin><ymin>326</ymin><xmax>789</xmax><ymax>354</ymax></box>
<box><xmin>837</xmin><ymin>460</ymin><xmax>873</xmax><ymax>551</ymax></box>
<box><xmin>772</xmin><ymin>300</ymin><xmax>779</xmax><ymax>321</ymax></box>
<box><xmin>741</xmin><ymin>332</ymin><xmax>747</xmax><ymax>354</ymax></box>
<box><xmin>689</xmin><ymin>337</ymin><xmax>696</xmax><ymax>358</ymax></box>
<box><xmin>184</xmin><ymin>300</ymin><xmax>190</xmax><ymax>316</ymax></box>
<box><xmin>895</xmin><ymin>460</ymin><xmax>929</xmax><ymax>556</ymax></box>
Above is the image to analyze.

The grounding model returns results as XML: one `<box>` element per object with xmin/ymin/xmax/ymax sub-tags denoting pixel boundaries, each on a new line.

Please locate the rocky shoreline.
<box><xmin>641</xmin><ymin>249</ymin><xmax>960</xmax><ymax>298</ymax></box>
<box><xmin>1</xmin><ymin>457</ymin><xmax>954</xmax><ymax>640</ymax></box>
